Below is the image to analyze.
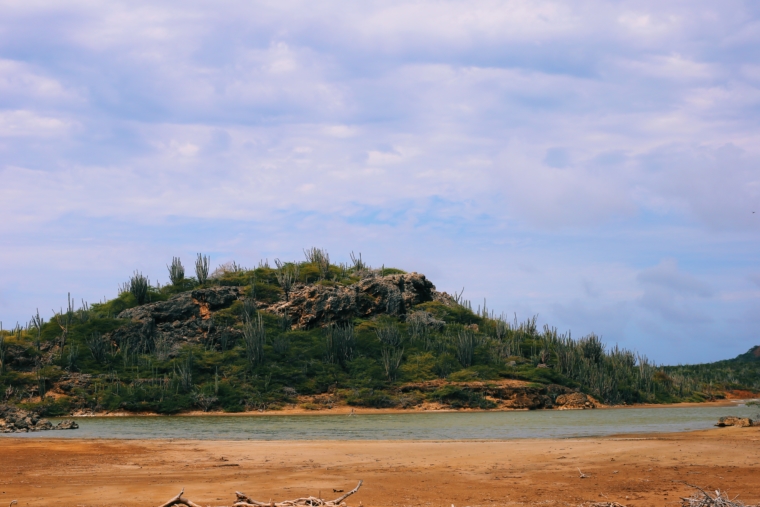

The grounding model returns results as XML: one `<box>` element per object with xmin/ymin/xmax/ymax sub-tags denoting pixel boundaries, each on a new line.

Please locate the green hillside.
<box><xmin>0</xmin><ymin>250</ymin><xmax>756</xmax><ymax>416</ymax></box>
<box><xmin>662</xmin><ymin>346</ymin><xmax>760</xmax><ymax>400</ymax></box>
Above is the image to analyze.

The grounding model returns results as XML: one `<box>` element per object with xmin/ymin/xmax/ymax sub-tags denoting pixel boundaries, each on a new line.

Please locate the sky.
<box><xmin>1</xmin><ymin>0</ymin><xmax>759</xmax><ymax>365</ymax></box>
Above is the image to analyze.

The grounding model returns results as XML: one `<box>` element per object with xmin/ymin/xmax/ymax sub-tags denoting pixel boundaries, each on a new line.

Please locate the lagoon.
<box><xmin>4</xmin><ymin>403</ymin><xmax>757</xmax><ymax>440</ymax></box>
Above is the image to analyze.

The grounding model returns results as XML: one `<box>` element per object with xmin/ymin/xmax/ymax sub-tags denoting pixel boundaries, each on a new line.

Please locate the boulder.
<box><xmin>716</xmin><ymin>416</ymin><xmax>753</xmax><ymax>427</ymax></box>
<box><xmin>54</xmin><ymin>420</ymin><xmax>79</xmax><ymax>430</ymax></box>
<box><xmin>505</xmin><ymin>392</ymin><xmax>551</xmax><ymax>410</ymax></box>
<box><xmin>555</xmin><ymin>392</ymin><xmax>598</xmax><ymax>410</ymax></box>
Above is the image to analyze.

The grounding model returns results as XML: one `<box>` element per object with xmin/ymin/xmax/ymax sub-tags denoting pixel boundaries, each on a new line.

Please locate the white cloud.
<box><xmin>0</xmin><ymin>0</ymin><xmax>759</xmax><ymax>362</ymax></box>
<box><xmin>0</xmin><ymin>59</ymin><xmax>73</xmax><ymax>102</ymax></box>
<box><xmin>0</xmin><ymin>110</ymin><xmax>72</xmax><ymax>137</ymax></box>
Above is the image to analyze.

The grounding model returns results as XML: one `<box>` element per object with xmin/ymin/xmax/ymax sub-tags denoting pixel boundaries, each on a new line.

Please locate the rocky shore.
<box><xmin>0</xmin><ymin>404</ymin><xmax>79</xmax><ymax>433</ymax></box>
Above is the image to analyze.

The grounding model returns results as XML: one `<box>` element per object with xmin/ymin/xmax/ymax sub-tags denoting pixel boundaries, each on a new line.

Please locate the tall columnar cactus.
<box><xmin>195</xmin><ymin>253</ymin><xmax>210</xmax><ymax>285</ymax></box>
<box><xmin>274</xmin><ymin>259</ymin><xmax>300</xmax><ymax>301</ymax></box>
<box><xmin>128</xmin><ymin>271</ymin><xmax>150</xmax><ymax>305</ymax></box>
<box><xmin>167</xmin><ymin>256</ymin><xmax>185</xmax><ymax>286</ymax></box>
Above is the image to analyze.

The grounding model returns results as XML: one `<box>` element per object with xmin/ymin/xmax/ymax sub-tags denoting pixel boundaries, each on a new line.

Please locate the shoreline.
<box><xmin>65</xmin><ymin>397</ymin><xmax>757</xmax><ymax>417</ymax></box>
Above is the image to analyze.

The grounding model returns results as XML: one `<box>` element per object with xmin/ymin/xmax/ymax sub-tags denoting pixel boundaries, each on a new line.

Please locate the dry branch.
<box><xmin>158</xmin><ymin>488</ymin><xmax>204</xmax><ymax>507</ymax></box>
<box><xmin>679</xmin><ymin>483</ymin><xmax>757</xmax><ymax>507</ymax></box>
<box><xmin>156</xmin><ymin>481</ymin><xmax>363</xmax><ymax>507</ymax></box>
<box><xmin>235</xmin><ymin>480</ymin><xmax>363</xmax><ymax>507</ymax></box>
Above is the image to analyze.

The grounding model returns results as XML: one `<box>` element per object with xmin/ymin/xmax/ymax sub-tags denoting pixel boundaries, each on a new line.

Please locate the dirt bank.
<box><xmin>1</xmin><ymin>427</ymin><xmax>760</xmax><ymax>507</ymax></box>
<box><xmin>67</xmin><ymin>396</ymin><xmax>749</xmax><ymax>417</ymax></box>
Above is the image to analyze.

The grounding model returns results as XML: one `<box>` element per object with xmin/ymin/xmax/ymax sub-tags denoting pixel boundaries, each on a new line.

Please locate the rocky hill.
<box><xmin>0</xmin><ymin>255</ymin><xmax>755</xmax><ymax>416</ymax></box>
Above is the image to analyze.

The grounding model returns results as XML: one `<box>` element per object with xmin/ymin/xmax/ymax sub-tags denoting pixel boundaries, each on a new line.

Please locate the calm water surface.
<box><xmin>4</xmin><ymin>404</ymin><xmax>757</xmax><ymax>440</ymax></box>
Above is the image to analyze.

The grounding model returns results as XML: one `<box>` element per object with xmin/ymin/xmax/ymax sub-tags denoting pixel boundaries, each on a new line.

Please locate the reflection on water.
<box><xmin>3</xmin><ymin>405</ymin><xmax>757</xmax><ymax>440</ymax></box>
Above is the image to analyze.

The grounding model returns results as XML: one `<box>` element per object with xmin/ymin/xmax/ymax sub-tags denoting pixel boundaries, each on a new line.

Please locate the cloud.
<box><xmin>1</xmin><ymin>0</ymin><xmax>759</xmax><ymax>363</ymax></box>
<box><xmin>0</xmin><ymin>110</ymin><xmax>72</xmax><ymax>137</ymax></box>
<box><xmin>637</xmin><ymin>259</ymin><xmax>713</xmax><ymax>297</ymax></box>
<box><xmin>636</xmin><ymin>259</ymin><xmax>714</xmax><ymax>325</ymax></box>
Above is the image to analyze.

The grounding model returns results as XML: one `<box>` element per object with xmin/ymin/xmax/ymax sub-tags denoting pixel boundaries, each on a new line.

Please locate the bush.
<box><xmin>415</xmin><ymin>301</ymin><xmax>482</xmax><ymax>326</ymax></box>
<box><xmin>429</xmin><ymin>385</ymin><xmax>496</xmax><ymax>409</ymax></box>
<box><xmin>128</xmin><ymin>271</ymin><xmax>150</xmax><ymax>305</ymax></box>
<box><xmin>20</xmin><ymin>397</ymin><xmax>72</xmax><ymax>417</ymax></box>
<box><xmin>346</xmin><ymin>388</ymin><xmax>398</xmax><ymax>408</ymax></box>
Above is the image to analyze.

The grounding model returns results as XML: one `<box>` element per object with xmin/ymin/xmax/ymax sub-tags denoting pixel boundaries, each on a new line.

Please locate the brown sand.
<box><xmin>1</xmin><ymin>427</ymin><xmax>759</xmax><ymax>507</ymax></box>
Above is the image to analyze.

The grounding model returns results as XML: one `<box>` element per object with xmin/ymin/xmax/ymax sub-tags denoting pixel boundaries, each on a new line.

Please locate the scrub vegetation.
<box><xmin>0</xmin><ymin>249</ymin><xmax>756</xmax><ymax>416</ymax></box>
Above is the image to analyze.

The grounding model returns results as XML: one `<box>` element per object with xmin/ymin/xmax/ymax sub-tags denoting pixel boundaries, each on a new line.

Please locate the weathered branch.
<box><xmin>157</xmin><ymin>488</ymin><xmax>205</xmax><ymax>507</ymax></box>
<box><xmin>235</xmin><ymin>481</ymin><xmax>363</xmax><ymax>507</ymax></box>
<box><xmin>332</xmin><ymin>480</ymin><xmax>363</xmax><ymax>504</ymax></box>
<box><xmin>157</xmin><ymin>481</ymin><xmax>363</xmax><ymax>507</ymax></box>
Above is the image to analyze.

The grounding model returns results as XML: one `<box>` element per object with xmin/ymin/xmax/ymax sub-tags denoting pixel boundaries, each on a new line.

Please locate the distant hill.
<box><xmin>736</xmin><ymin>346</ymin><xmax>760</xmax><ymax>362</ymax></box>
<box><xmin>0</xmin><ymin>251</ymin><xmax>757</xmax><ymax>416</ymax></box>
<box><xmin>662</xmin><ymin>346</ymin><xmax>760</xmax><ymax>398</ymax></box>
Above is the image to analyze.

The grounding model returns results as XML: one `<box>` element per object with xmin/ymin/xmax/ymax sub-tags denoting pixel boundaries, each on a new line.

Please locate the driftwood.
<box><xmin>235</xmin><ymin>480</ymin><xmax>363</xmax><ymax>507</ymax></box>
<box><xmin>158</xmin><ymin>481</ymin><xmax>363</xmax><ymax>507</ymax></box>
<box><xmin>158</xmin><ymin>488</ymin><xmax>203</xmax><ymax>507</ymax></box>
<box><xmin>680</xmin><ymin>483</ymin><xmax>757</xmax><ymax>507</ymax></box>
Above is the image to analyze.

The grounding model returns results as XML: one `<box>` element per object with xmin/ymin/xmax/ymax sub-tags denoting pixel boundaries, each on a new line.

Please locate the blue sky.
<box><xmin>1</xmin><ymin>0</ymin><xmax>759</xmax><ymax>364</ymax></box>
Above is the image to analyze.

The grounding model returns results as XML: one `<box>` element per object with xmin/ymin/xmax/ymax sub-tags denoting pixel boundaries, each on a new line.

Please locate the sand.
<box><xmin>1</xmin><ymin>427</ymin><xmax>759</xmax><ymax>507</ymax></box>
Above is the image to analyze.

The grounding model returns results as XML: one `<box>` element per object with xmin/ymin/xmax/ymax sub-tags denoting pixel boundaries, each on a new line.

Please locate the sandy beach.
<box><xmin>2</xmin><ymin>426</ymin><xmax>759</xmax><ymax>507</ymax></box>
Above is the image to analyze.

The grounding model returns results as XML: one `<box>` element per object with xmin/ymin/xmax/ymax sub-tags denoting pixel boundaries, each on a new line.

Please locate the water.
<box><xmin>3</xmin><ymin>404</ymin><xmax>757</xmax><ymax>440</ymax></box>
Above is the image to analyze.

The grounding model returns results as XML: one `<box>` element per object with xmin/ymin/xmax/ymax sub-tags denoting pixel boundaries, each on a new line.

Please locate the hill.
<box><xmin>0</xmin><ymin>251</ymin><xmax>756</xmax><ymax>416</ymax></box>
<box><xmin>662</xmin><ymin>345</ymin><xmax>760</xmax><ymax>401</ymax></box>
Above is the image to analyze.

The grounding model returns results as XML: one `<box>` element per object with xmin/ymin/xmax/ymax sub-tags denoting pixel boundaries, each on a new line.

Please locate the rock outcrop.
<box><xmin>269</xmin><ymin>273</ymin><xmax>437</xmax><ymax>329</ymax></box>
<box><xmin>112</xmin><ymin>274</ymin><xmax>439</xmax><ymax>354</ymax></box>
<box><xmin>113</xmin><ymin>287</ymin><xmax>244</xmax><ymax>354</ymax></box>
<box><xmin>716</xmin><ymin>416</ymin><xmax>753</xmax><ymax>427</ymax></box>
<box><xmin>554</xmin><ymin>392</ymin><xmax>597</xmax><ymax>410</ymax></box>
<box><xmin>51</xmin><ymin>373</ymin><xmax>93</xmax><ymax>396</ymax></box>
<box><xmin>0</xmin><ymin>404</ymin><xmax>79</xmax><ymax>433</ymax></box>
<box><xmin>118</xmin><ymin>287</ymin><xmax>243</xmax><ymax>324</ymax></box>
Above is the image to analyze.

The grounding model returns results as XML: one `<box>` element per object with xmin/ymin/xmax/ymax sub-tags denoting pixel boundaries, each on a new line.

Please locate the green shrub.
<box><xmin>415</xmin><ymin>301</ymin><xmax>482</xmax><ymax>325</ymax></box>
<box><xmin>20</xmin><ymin>397</ymin><xmax>72</xmax><ymax>417</ymax></box>
<box><xmin>91</xmin><ymin>292</ymin><xmax>137</xmax><ymax>318</ymax></box>
<box><xmin>346</xmin><ymin>388</ymin><xmax>398</xmax><ymax>408</ymax></box>
<box><xmin>429</xmin><ymin>385</ymin><xmax>496</xmax><ymax>409</ymax></box>
<box><xmin>247</xmin><ymin>282</ymin><xmax>283</xmax><ymax>304</ymax></box>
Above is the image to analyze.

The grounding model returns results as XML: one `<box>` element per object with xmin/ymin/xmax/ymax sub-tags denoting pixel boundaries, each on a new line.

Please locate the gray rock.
<box><xmin>32</xmin><ymin>420</ymin><xmax>53</xmax><ymax>431</ymax></box>
<box><xmin>106</xmin><ymin>273</ymin><xmax>438</xmax><ymax>348</ymax></box>
<box><xmin>555</xmin><ymin>392</ymin><xmax>597</xmax><ymax>409</ymax></box>
<box><xmin>0</xmin><ymin>404</ymin><xmax>74</xmax><ymax>433</ymax></box>
<box><xmin>54</xmin><ymin>420</ymin><xmax>79</xmax><ymax>430</ymax></box>
<box><xmin>716</xmin><ymin>416</ymin><xmax>753</xmax><ymax>427</ymax></box>
<box><xmin>269</xmin><ymin>273</ymin><xmax>437</xmax><ymax>329</ymax></box>
<box><xmin>118</xmin><ymin>287</ymin><xmax>243</xmax><ymax>324</ymax></box>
